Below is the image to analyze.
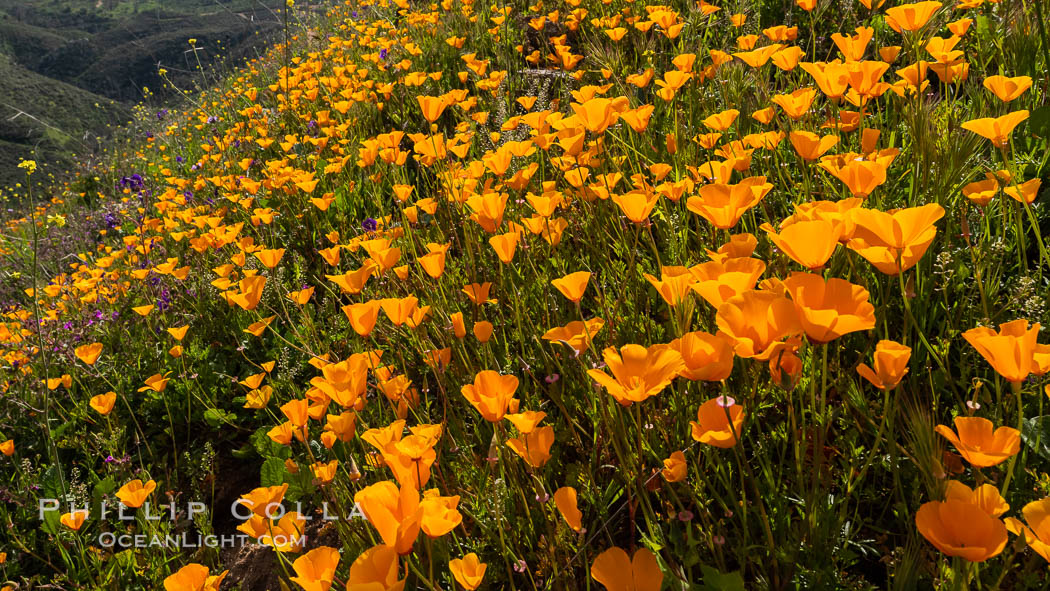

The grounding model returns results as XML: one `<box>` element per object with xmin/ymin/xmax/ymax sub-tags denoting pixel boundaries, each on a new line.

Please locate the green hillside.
<box><xmin>0</xmin><ymin>53</ymin><xmax>127</xmax><ymax>193</ymax></box>
<box><xmin>0</xmin><ymin>0</ymin><xmax>282</xmax><ymax>193</ymax></box>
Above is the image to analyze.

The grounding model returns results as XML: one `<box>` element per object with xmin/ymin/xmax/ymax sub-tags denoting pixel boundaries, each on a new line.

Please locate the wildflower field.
<box><xmin>1</xmin><ymin>0</ymin><xmax>1049</xmax><ymax>588</ymax></box>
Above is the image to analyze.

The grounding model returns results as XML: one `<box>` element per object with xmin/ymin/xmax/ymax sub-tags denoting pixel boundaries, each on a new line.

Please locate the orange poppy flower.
<box><xmin>783</xmin><ymin>273</ymin><xmax>876</xmax><ymax>343</ymax></box>
<box><xmin>961</xmin><ymin>110</ymin><xmax>1029</xmax><ymax>147</ymax></box>
<box><xmin>590</xmin><ymin>547</ymin><xmax>663</xmax><ymax>591</ymax></box>
<box><xmin>771</xmin><ymin>88</ymin><xmax>817</xmax><ymax>120</ymax></box>
<box><xmin>691</xmin><ymin>396</ymin><xmax>745</xmax><ymax>448</ymax></box>
<box><xmin>290</xmin><ymin>546</ymin><xmax>340</xmax><ymax>591</ymax></box>
<box><xmin>462</xmin><ymin>282</ymin><xmax>496</xmax><ymax>305</ymax></box>
<box><xmin>643</xmin><ymin>266</ymin><xmax>697</xmax><ymax>307</ymax></box>
<box><xmin>417</xmin><ymin>95</ymin><xmax>449</xmax><ymax>123</ymax></box>
<box><xmin>587</xmin><ymin>344</ymin><xmax>684</xmax><ymax>406</ymax></box>
<box><xmin>348</xmin><ymin>544</ymin><xmax>404</xmax><ymax>591</ymax></box>
<box><xmin>163</xmin><ymin>564</ymin><xmax>228</xmax><ymax>591</ymax></box>
<box><xmin>705</xmin><ymin>233</ymin><xmax>758</xmax><ymax>263</ymax></box>
<box><xmin>701</xmin><ymin>109</ymin><xmax>740</xmax><ymax>131</ymax></box>
<box><xmin>935</xmin><ymin>416</ymin><xmax>1020</xmax><ymax>468</ymax></box>
<box><xmin>686</xmin><ymin>177</ymin><xmax>773</xmax><ymax>229</ymax></box>
<box><xmin>661</xmin><ymin>451</ymin><xmax>688</xmax><ymax>482</ymax></box>
<box><xmin>449</xmin><ymin>554</ymin><xmax>487</xmax><ymax>590</ymax></box>
<box><xmin>116</xmin><ymin>478</ymin><xmax>157</xmax><ymax>508</ymax></box>
<box><xmin>552</xmin><ymin>271</ymin><xmax>592</xmax><ymax>302</ymax></box>
<box><xmin>1004</xmin><ymin>178</ymin><xmax>1041</xmax><ymax>205</ymax></box>
<box><xmin>506</xmin><ymin>425</ymin><xmax>555</xmax><ymax>467</ymax></box>
<box><xmin>916</xmin><ymin>497</ymin><xmax>1007</xmax><ymax>562</ymax></box>
<box><xmin>75</xmin><ymin>342</ymin><xmax>104</xmax><ymax>365</ymax></box>
<box><xmin>612</xmin><ymin>190</ymin><xmax>659</xmax><ymax>223</ymax></box>
<box><xmin>962</xmin><ymin>319</ymin><xmax>1041</xmax><ymax>384</ymax></box>
<box><xmin>354</xmin><ymin>481</ymin><xmax>423</xmax><ymax>555</ymax></box>
<box><xmin>982</xmin><ymin>75</ymin><xmax>1032</xmax><ymax>102</ymax></box>
<box><xmin>489</xmin><ymin>231</ymin><xmax>520</xmax><ymax>264</ymax></box>
<box><xmin>553</xmin><ymin>486</ymin><xmax>584</xmax><ymax>532</ymax></box>
<box><xmin>380</xmin><ymin>296</ymin><xmax>419</xmax><ymax>327</ymax></box>
<box><xmin>943</xmin><ymin>480</ymin><xmax>1009</xmax><ymax>517</ymax></box>
<box><xmin>60</xmin><ymin>510</ymin><xmax>88</xmax><ymax>531</ymax></box>
<box><xmin>1004</xmin><ymin>497</ymin><xmax>1050</xmax><ymax>564</ymax></box>
<box><xmin>669</xmin><ymin>331</ymin><xmax>736</xmax><ymax>381</ymax></box>
<box><xmin>885</xmin><ymin>1</ymin><xmax>943</xmax><ymax>33</ymax></box>
<box><xmin>542</xmin><ymin>318</ymin><xmax>605</xmax><ymax>355</ymax></box>
<box><xmin>771</xmin><ymin>46</ymin><xmax>805</xmax><ymax>70</ymax></box>
<box><xmin>571</xmin><ymin>97</ymin><xmax>621</xmax><ymax>135</ymax></box>
<box><xmin>715</xmin><ymin>290</ymin><xmax>801</xmax><ymax>359</ymax></box>
<box><xmin>962</xmin><ymin>178</ymin><xmax>999</xmax><ymax>206</ymax></box>
<box><xmin>847</xmin><ymin>203</ymin><xmax>945</xmax><ymax>274</ymax></box>
<box><xmin>788</xmin><ymin>131</ymin><xmax>838</xmax><ymax>161</ymax></box>
<box><xmin>343</xmin><ymin>300</ymin><xmax>382</xmax><ymax>337</ymax></box>
<box><xmin>819</xmin><ymin>159</ymin><xmax>887</xmax><ymax>198</ymax></box>
<box><xmin>764</xmin><ymin>219</ymin><xmax>840</xmax><ymax>269</ymax></box>
<box><xmin>856</xmin><ymin>340</ymin><xmax>911</xmax><ymax>390</ymax></box>
<box><xmin>254</xmin><ymin>248</ymin><xmax>285</xmax><ymax>269</ymax></box>
<box><xmin>800</xmin><ymin>61</ymin><xmax>850</xmax><ymax>99</ymax></box>
<box><xmin>90</xmin><ymin>391</ymin><xmax>117</xmax><ymax>415</ymax></box>
<box><xmin>832</xmin><ymin>27</ymin><xmax>873</xmax><ymax>62</ymax></box>
<box><xmin>461</xmin><ymin>370</ymin><xmax>519</xmax><ymax>422</ymax></box>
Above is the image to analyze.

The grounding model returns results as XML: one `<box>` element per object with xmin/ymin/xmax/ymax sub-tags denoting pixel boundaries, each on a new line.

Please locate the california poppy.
<box><xmin>449</xmin><ymin>553</ymin><xmax>487</xmax><ymax>590</ymax></box>
<box><xmin>669</xmin><ymin>331</ymin><xmax>736</xmax><ymax>381</ymax></box>
<box><xmin>542</xmin><ymin>318</ymin><xmax>605</xmax><ymax>355</ymax></box>
<box><xmin>75</xmin><ymin>342</ymin><xmax>103</xmax><ymax>365</ymax></box>
<box><xmin>354</xmin><ymin>481</ymin><xmax>423</xmax><ymax>555</ymax></box>
<box><xmin>783</xmin><ymin>273</ymin><xmax>876</xmax><ymax>343</ymax></box>
<box><xmin>935</xmin><ymin>416</ymin><xmax>1020</xmax><ymax>468</ymax></box>
<box><xmin>962</xmin><ymin>319</ymin><xmax>1041</xmax><ymax>384</ymax></box>
<box><xmin>552</xmin><ymin>271</ymin><xmax>591</xmax><ymax>302</ymax></box>
<box><xmin>715</xmin><ymin>290</ymin><xmax>801</xmax><ymax>359</ymax></box>
<box><xmin>662</xmin><ymin>451</ymin><xmax>688</xmax><ymax>482</ymax></box>
<box><xmin>764</xmin><ymin>219</ymin><xmax>840</xmax><ymax>269</ymax></box>
<box><xmin>916</xmin><ymin>497</ymin><xmax>1007</xmax><ymax>562</ymax></box>
<box><xmin>1004</xmin><ymin>178</ymin><xmax>1041</xmax><ymax>205</ymax></box>
<box><xmin>553</xmin><ymin>486</ymin><xmax>584</xmax><ymax>532</ymax></box>
<box><xmin>587</xmin><ymin>344</ymin><xmax>684</xmax><ymax>405</ymax></box>
<box><xmin>772</xmin><ymin>88</ymin><xmax>817</xmax><ymax>120</ymax></box>
<box><xmin>90</xmin><ymin>391</ymin><xmax>117</xmax><ymax>415</ymax></box>
<box><xmin>461</xmin><ymin>370</ymin><xmax>519</xmax><ymax>422</ymax></box>
<box><xmin>856</xmin><ymin>340</ymin><xmax>911</xmax><ymax>389</ymax></box>
<box><xmin>506</xmin><ymin>425</ymin><xmax>555</xmax><ymax>467</ymax></box>
<box><xmin>348</xmin><ymin>544</ymin><xmax>405</xmax><ymax>591</ymax></box>
<box><xmin>691</xmin><ymin>396</ymin><xmax>745</xmax><ymax>448</ymax></box>
<box><xmin>163</xmin><ymin>564</ymin><xmax>228</xmax><ymax>591</ymax></box>
<box><xmin>788</xmin><ymin>131</ymin><xmax>838</xmax><ymax>161</ymax></box>
<box><xmin>961</xmin><ymin>111</ymin><xmax>1029</xmax><ymax>147</ymax></box>
<box><xmin>982</xmin><ymin>75</ymin><xmax>1032</xmax><ymax>103</ymax></box>
<box><xmin>847</xmin><ymin>203</ymin><xmax>945</xmax><ymax>274</ymax></box>
<box><xmin>1004</xmin><ymin>497</ymin><xmax>1050</xmax><ymax>564</ymax></box>
<box><xmin>290</xmin><ymin>546</ymin><xmax>340</xmax><ymax>591</ymax></box>
<box><xmin>590</xmin><ymin>547</ymin><xmax>663</xmax><ymax>591</ymax></box>
<box><xmin>885</xmin><ymin>1</ymin><xmax>942</xmax><ymax>33</ymax></box>
<box><xmin>643</xmin><ymin>267</ymin><xmax>697</xmax><ymax>307</ymax></box>
<box><xmin>116</xmin><ymin>478</ymin><xmax>157</xmax><ymax>508</ymax></box>
<box><xmin>686</xmin><ymin>177</ymin><xmax>773</xmax><ymax>229</ymax></box>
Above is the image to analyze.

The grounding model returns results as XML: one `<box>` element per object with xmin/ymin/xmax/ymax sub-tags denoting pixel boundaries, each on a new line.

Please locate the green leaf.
<box><xmin>203</xmin><ymin>408</ymin><xmax>235</xmax><ymax>428</ymax></box>
<box><xmin>260</xmin><ymin>457</ymin><xmax>287</xmax><ymax>488</ymax></box>
<box><xmin>40</xmin><ymin>465</ymin><xmax>65</xmax><ymax>499</ymax></box>
<box><xmin>41</xmin><ymin>506</ymin><xmax>61</xmax><ymax>535</ymax></box>
<box><xmin>1021</xmin><ymin>415</ymin><xmax>1050</xmax><ymax>459</ymax></box>
<box><xmin>701</xmin><ymin>566</ymin><xmax>746</xmax><ymax>591</ymax></box>
<box><xmin>92</xmin><ymin>476</ymin><xmax>116</xmax><ymax>502</ymax></box>
<box><xmin>1028</xmin><ymin>105</ymin><xmax>1050</xmax><ymax>139</ymax></box>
